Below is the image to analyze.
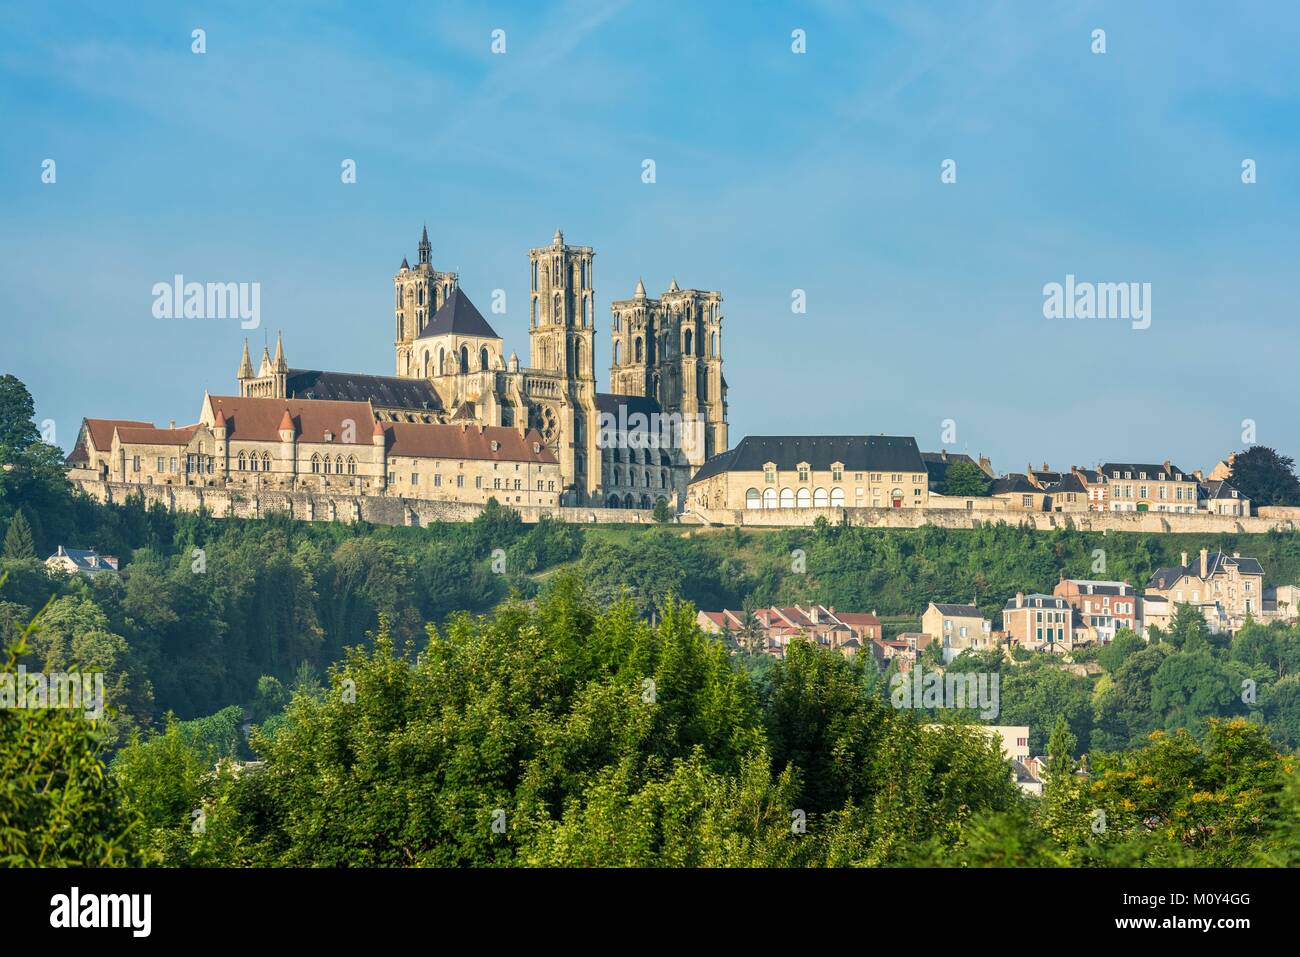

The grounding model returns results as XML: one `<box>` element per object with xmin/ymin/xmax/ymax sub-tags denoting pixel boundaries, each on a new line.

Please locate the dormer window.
<box><xmin>831</xmin><ymin>461</ymin><xmax>844</xmax><ymax>482</ymax></box>
<box><xmin>763</xmin><ymin>462</ymin><xmax>776</xmax><ymax>483</ymax></box>
<box><xmin>491</xmin><ymin>440</ymin><xmax>500</xmax><ymax>452</ymax></box>
<box><xmin>797</xmin><ymin>462</ymin><xmax>810</xmax><ymax>483</ymax></box>
<box><xmin>324</xmin><ymin>431</ymin><xmax>334</xmax><ymax>442</ymax></box>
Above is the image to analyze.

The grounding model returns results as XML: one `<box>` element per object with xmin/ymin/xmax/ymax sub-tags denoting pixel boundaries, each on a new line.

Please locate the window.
<box><xmin>238</xmin><ymin>452</ymin><xmax>247</xmax><ymax>471</ymax></box>
<box><xmin>157</xmin><ymin>456</ymin><xmax>165</xmax><ymax>471</ymax></box>
<box><xmin>796</xmin><ymin>487</ymin><xmax>811</xmax><ymax>508</ymax></box>
<box><xmin>311</xmin><ymin>454</ymin><xmax>320</xmax><ymax>473</ymax></box>
<box><xmin>347</xmin><ymin>456</ymin><xmax>357</xmax><ymax>475</ymax></box>
<box><xmin>132</xmin><ymin>455</ymin><xmax>141</xmax><ymax>472</ymax></box>
<box><xmin>780</xmin><ymin>488</ymin><xmax>795</xmax><ymax>508</ymax></box>
<box><xmin>411</xmin><ymin>474</ymin><xmax>419</xmax><ymax>485</ymax></box>
<box><xmin>745</xmin><ymin>488</ymin><xmax>760</xmax><ymax>509</ymax></box>
<box><xmin>264</xmin><ymin>453</ymin><xmax>272</xmax><ymax>472</ymax></box>
<box><xmin>831</xmin><ymin>465</ymin><xmax>843</xmax><ymax>481</ymax></box>
<box><xmin>830</xmin><ymin>487</ymin><xmax>844</xmax><ymax>507</ymax></box>
<box><xmin>170</xmin><ymin>457</ymin><xmax>177</xmax><ymax>472</ymax></box>
<box><xmin>763</xmin><ymin>488</ymin><xmax>777</xmax><ymax>508</ymax></box>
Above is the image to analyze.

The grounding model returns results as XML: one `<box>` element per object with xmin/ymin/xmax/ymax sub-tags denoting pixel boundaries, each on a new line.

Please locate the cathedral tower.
<box><xmin>395</xmin><ymin>225</ymin><xmax>458</xmax><ymax>378</ymax></box>
<box><xmin>529</xmin><ymin>228</ymin><xmax>595</xmax><ymax>382</ymax></box>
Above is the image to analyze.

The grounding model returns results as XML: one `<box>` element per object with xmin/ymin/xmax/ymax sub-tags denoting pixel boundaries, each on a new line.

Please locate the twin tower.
<box><xmin>391</xmin><ymin>226</ymin><xmax>728</xmax><ymax>470</ymax></box>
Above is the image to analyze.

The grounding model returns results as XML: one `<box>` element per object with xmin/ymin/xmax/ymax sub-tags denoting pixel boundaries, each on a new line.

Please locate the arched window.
<box><xmin>711</xmin><ymin>331</ymin><xmax>718</xmax><ymax>356</ymax></box>
<box><xmin>625</xmin><ymin>494</ymin><xmax>635</xmax><ymax>509</ymax></box>
<box><xmin>423</xmin><ymin>352</ymin><xmax>430</xmax><ymax>378</ymax></box>
<box><xmin>813</xmin><ymin>487</ymin><xmax>829</xmax><ymax>508</ymax></box>
<box><xmin>237</xmin><ymin>451</ymin><xmax>246</xmax><ymax>471</ymax></box>
<box><xmin>635</xmin><ymin>337</ymin><xmax>643</xmax><ymax>362</ymax></box>
<box><xmin>311</xmin><ymin>454</ymin><xmax>320</xmax><ymax>473</ymax></box>
<box><xmin>347</xmin><ymin>455</ymin><xmax>357</xmax><ymax>475</ymax></box>
<box><xmin>763</xmin><ymin>488</ymin><xmax>777</xmax><ymax>509</ymax></box>
<box><xmin>335</xmin><ymin>456</ymin><xmax>343</xmax><ymax>474</ymax></box>
<box><xmin>745</xmin><ymin>488</ymin><xmax>760</xmax><ymax>509</ymax></box>
<box><xmin>553</xmin><ymin>293</ymin><xmax>562</xmax><ymax>323</ymax></box>
<box><xmin>262</xmin><ymin>452</ymin><xmax>271</xmax><ymax>472</ymax></box>
<box><xmin>613</xmin><ymin>467</ymin><xmax>621</xmax><ymax>486</ymax></box>
<box><xmin>418</xmin><ymin>287</ymin><xmax>424</xmax><ymax>305</ymax></box>
<box><xmin>614</xmin><ymin>341</ymin><xmax>621</xmax><ymax>365</ymax></box>
<box><xmin>324</xmin><ymin>456</ymin><xmax>332</xmax><ymax>474</ymax></box>
<box><xmin>684</xmin><ymin>329</ymin><xmax>693</xmax><ymax>355</ymax></box>
<box><xmin>830</xmin><ymin>487</ymin><xmax>845</xmax><ymax>507</ymax></box>
<box><xmin>480</xmin><ymin>347</ymin><xmax>489</xmax><ymax>371</ymax></box>
<box><xmin>797</xmin><ymin>488</ymin><xmax>811</xmax><ymax>508</ymax></box>
<box><xmin>460</xmin><ymin>346</ymin><xmax>469</xmax><ymax>372</ymax></box>
<box><xmin>780</xmin><ymin>488</ymin><xmax>795</xmax><ymax>508</ymax></box>
<box><xmin>574</xmin><ymin>340</ymin><xmax>583</xmax><ymax>372</ymax></box>
<box><xmin>439</xmin><ymin>348</ymin><xmax>446</xmax><ymax>375</ymax></box>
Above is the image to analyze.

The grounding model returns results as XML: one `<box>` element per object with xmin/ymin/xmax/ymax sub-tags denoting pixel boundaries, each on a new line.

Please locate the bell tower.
<box><xmin>529</xmin><ymin>228</ymin><xmax>595</xmax><ymax>382</ymax></box>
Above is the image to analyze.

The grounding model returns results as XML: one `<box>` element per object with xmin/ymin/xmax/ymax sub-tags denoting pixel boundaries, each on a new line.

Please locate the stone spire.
<box><xmin>273</xmin><ymin>331</ymin><xmax>288</xmax><ymax>373</ymax></box>
<box><xmin>258</xmin><ymin>344</ymin><xmax>272</xmax><ymax>378</ymax></box>
<box><xmin>418</xmin><ymin>224</ymin><xmax>431</xmax><ymax>265</ymax></box>
<box><xmin>634</xmin><ymin>277</ymin><xmax>646</xmax><ymax>298</ymax></box>
<box><xmin>553</xmin><ymin>226</ymin><xmax>564</xmax><ymax>246</ymax></box>
<box><xmin>667</xmin><ymin>277</ymin><xmax>679</xmax><ymax>292</ymax></box>
<box><xmin>238</xmin><ymin>338</ymin><xmax>253</xmax><ymax>379</ymax></box>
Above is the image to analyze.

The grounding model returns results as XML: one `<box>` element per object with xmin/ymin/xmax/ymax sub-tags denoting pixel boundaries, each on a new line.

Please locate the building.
<box><xmin>70</xmin><ymin>394</ymin><xmax>563</xmax><ymax>509</ymax></box>
<box><xmin>920</xmin><ymin>602</ymin><xmax>994</xmax><ymax>662</ymax></box>
<box><xmin>1052</xmin><ymin>577</ymin><xmax>1139</xmax><ymax>643</ymax></box>
<box><xmin>1145</xmin><ymin>548</ymin><xmax>1265</xmax><ymax>632</ymax></box>
<box><xmin>696</xmin><ymin>604</ymin><xmax>880</xmax><ymax>658</ymax></box>
<box><xmin>687</xmin><ymin>434</ymin><xmax>930</xmax><ymax>512</ymax></box>
<box><xmin>45</xmin><ymin>546</ymin><xmax>119</xmax><ymax>578</ymax></box>
<box><xmin>989</xmin><ymin>473</ymin><xmax>1049</xmax><ymax>511</ymax></box>
<box><xmin>1140</xmin><ymin>594</ymin><xmax>1173</xmax><ymax>634</ymax></box>
<box><xmin>1099</xmin><ymin>461</ymin><xmax>1198</xmax><ymax>513</ymax></box>
<box><xmin>228</xmin><ymin>226</ymin><xmax>728</xmax><ymax>508</ymax></box>
<box><xmin>1002</xmin><ymin>593</ymin><xmax>1085</xmax><ymax>653</ymax></box>
<box><xmin>1198</xmin><ymin>479</ymin><xmax>1250</xmax><ymax>516</ymax></box>
<box><xmin>870</xmin><ymin>632</ymin><xmax>932</xmax><ymax>672</ymax></box>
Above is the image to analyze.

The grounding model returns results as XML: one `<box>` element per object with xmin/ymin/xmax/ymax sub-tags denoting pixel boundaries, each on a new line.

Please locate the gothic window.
<box><xmin>418</xmin><ymin>287</ymin><xmax>424</xmax><ymax>305</ymax></box>
<box><xmin>480</xmin><ymin>347</ymin><xmax>489</xmax><ymax>371</ymax></box>
<box><xmin>531</xmin><ymin>260</ymin><xmax>538</xmax><ymax>291</ymax></box>
<box><xmin>324</xmin><ymin>456</ymin><xmax>332</xmax><ymax>474</ymax></box>
<box><xmin>336</xmin><ymin>455</ymin><xmax>344</xmax><ymax>474</ymax></box>
<box><xmin>311</xmin><ymin>454</ymin><xmax>320</xmax><ymax>473</ymax></box>
<box><xmin>347</xmin><ymin>456</ymin><xmax>357</xmax><ymax>475</ymax></box>
<box><xmin>574</xmin><ymin>340</ymin><xmax>583</xmax><ymax>373</ymax></box>
<box><xmin>553</xmin><ymin>293</ymin><xmax>562</xmax><ymax>323</ymax></box>
<box><xmin>460</xmin><ymin>346</ymin><xmax>469</xmax><ymax>372</ymax></box>
<box><xmin>711</xmin><ymin>331</ymin><xmax>718</xmax><ymax>356</ymax></box>
<box><xmin>238</xmin><ymin>451</ymin><xmax>246</xmax><ymax>471</ymax></box>
<box><xmin>614</xmin><ymin>341</ymin><xmax>621</xmax><ymax>365</ymax></box>
<box><xmin>635</xmin><ymin>337</ymin><xmax>643</xmax><ymax>362</ymax></box>
<box><xmin>613</xmin><ymin>467</ymin><xmax>621</xmax><ymax>486</ymax></box>
<box><xmin>684</xmin><ymin>329</ymin><xmax>693</xmax><ymax>355</ymax></box>
<box><xmin>439</xmin><ymin>348</ymin><xmax>446</xmax><ymax>375</ymax></box>
<box><xmin>262</xmin><ymin>452</ymin><xmax>271</xmax><ymax>471</ymax></box>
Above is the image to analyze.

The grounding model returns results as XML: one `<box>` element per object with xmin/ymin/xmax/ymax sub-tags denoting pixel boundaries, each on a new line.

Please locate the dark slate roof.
<box><xmin>690</xmin><ymin>435</ymin><xmax>925</xmax><ymax>484</ymax></box>
<box><xmin>1046</xmin><ymin>472</ymin><xmax>1087</xmax><ymax>494</ymax></box>
<box><xmin>1201</xmin><ymin>479</ymin><xmax>1245</xmax><ymax>501</ymax></box>
<box><xmin>931</xmin><ymin>602</ymin><xmax>980</xmax><ymax>616</ymax></box>
<box><xmin>415</xmin><ymin>287</ymin><xmax>500</xmax><ymax>340</ymax></box>
<box><xmin>595</xmin><ymin>393</ymin><xmax>664</xmax><ymax>418</ymax></box>
<box><xmin>1031</xmin><ymin>470</ymin><xmax>1063</xmax><ymax>485</ymax></box>
<box><xmin>1100</xmin><ymin>462</ymin><xmax>1189</xmax><ymax>481</ymax></box>
<box><xmin>920</xmin><ymin>451</ymin><xmax>974</xmax><ymax>485</ymax></box>
<box><xmin>1146</xmin><ymin>550</ymin><xmax>1264</xmax><ymax>589</ymax></box>
<box><xmin>991</xmin><ymin>474</ymin><xmax>1038</xmax><ymax>494</ymax></box>
<box><xmin>285</xmin><ymin>369</ymin><xmax>443</xmax><ymax>411</ymax></box>
<box><xmin>1003</xmin><ymin>594</ymin><xmax>1069</xmax><ymax>610</ymax></box>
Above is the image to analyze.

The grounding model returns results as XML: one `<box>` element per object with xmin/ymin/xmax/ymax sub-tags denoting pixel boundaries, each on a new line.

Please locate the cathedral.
<box><xmin>235</xmin><ymin>226</ymin><xmax>729</xmax><ymax>508</ymax></box>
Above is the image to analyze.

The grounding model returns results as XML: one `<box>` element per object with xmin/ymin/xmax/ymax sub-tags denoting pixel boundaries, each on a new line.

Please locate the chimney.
<box><xmin>1180</xmin><ymin>551</ymin><xmax>1188</xmax><ymax>568</ymax></box>
<box><xmin>1200</xmin><ymin>548</ymin><xmax>1208</xmax><ymax>578</ymax></box>
<box><xmin>940</xmin><ymin>449</ymin><xmax>947</xmax><ymax>462</ymax></box>
<box><xmin>1015</xmin><ymin>592</ymin><xmax>1024</xmax><ymax>608</ymax></box>
<box><xmin>169</xmin><ymin>419</ymin><xmax>176</xmax><ymax>430</ymax></box>
<box><xmin>1233</xmin><ymin>551</ymin><xmax>1240</xmax><ymax>559</ymax></box>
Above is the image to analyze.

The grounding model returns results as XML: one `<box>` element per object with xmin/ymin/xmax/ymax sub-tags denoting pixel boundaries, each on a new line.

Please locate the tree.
<box><xmin>942</xmin><ymin>460</ymin><xmax>991</xmax><ymax>497</ymax></box>
<box><xmin>652</xmin><ymin>499</ymin><xmax>673</xmax><ymax>523</ymax></box>
<box><xmin>1045</xmin><ymin>713</ymin><xmax>1077</xmax><ymax>779</ymax></box>
<box><xmin>1227</xmin><ymin>446</ymin><xmax>1300</xmax><ymax>507</ymax></box>
<box><xmin>0</xmin><ymin>373</ymin><xmax>40</xmax><ymax>453</ymax></box>
<box><xmin>2</xmin><ymin>510</ymin><xmax>35</xmax><ymax>560</ymax></box>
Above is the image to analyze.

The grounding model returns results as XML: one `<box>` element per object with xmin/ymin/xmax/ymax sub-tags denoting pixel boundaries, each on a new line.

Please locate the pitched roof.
<box><xmin>931</xmin><ymin>602</ymin><xmax>981</xmax><ymax>617</ymax></box>
<box><xmin>381</xmin><ymin>422</ymin><xmax>557</xmax><ymax>465</ymax></box>
<box><xmin>83</xmin><ymin>418</ymin><xmax>155</xmax><ymax>450</ymax></box>
<box><xmin>690</xmin><ymin>434</ymin><xmax>925</xmax><ymax>484</ymax></box>
<box><xmin>285</xmin><ymin>369</ymin><xmax>443</xmax><ymax>411</ymax></box>
<box><xmin>1146</xmin><ymin>550</ymin><xmax>1264</xmax><ymax>589</ymax></box>
<box><xmin>990</xmin><ymin>474</ymin><xmax>1038</xmax><ymax>495</ymax></box>
<box><xmin>115</xmin><ymin>425</ymin><xmax>199</xmax><ymax>446</ymax></box>
<box><xmin>204</xmin><ymin>395</ymin><xmax>375</xmax><ymax>443</ymax></box>
<box><xmin>415</xmin><ymin>287</ymin><xmax>500</xmax><ymax>340</ymax></box>
<box><xmin>1100</xmin><ymin>462</ymin><xmax>1190</xmax><ymax>481</ymax></box>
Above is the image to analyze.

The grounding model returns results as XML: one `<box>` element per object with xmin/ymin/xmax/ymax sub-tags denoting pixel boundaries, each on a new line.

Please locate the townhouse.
<box><xmin>920</xmin><ymin>601</ymin><xmax>994</xmax><ymax>661</ymax></box>
<box><xmin>1052</xmin><ymin>577</ymin><xmax>1139</xmax><ymax>642</ymax></box>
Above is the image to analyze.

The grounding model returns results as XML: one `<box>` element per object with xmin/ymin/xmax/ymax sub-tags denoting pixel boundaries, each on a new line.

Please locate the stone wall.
<box><xmin>689</xmin><ymin>503</ymin><xmax>1298</xmax><ymax>535</ymax></box>
<box><xmin>72</xmin><ymin>479</ymin><xmax>657</xmax><ymax>527</ymax></box>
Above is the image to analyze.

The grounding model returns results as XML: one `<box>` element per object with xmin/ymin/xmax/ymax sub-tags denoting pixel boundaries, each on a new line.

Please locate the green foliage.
<box><xmin>942</xmin><ymin>460</ymin><xmax>991</xmax><ymax>497</ymax></box>
<box><xmin>1228</xmin><ymin>446</ymin><xmax>1300</xmax><ymax>507</ymax></box>
<box><xmin>2</xmin><ymin>509</ymin><xmax>35</xmax><ymax>560</ymax></box>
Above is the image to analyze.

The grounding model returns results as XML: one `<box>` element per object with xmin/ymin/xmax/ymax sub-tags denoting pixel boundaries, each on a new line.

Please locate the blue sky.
<box><xmin>2</xmin><ymin>1</ymin><xmax>1298</xmax><ymax>474</ymax></box>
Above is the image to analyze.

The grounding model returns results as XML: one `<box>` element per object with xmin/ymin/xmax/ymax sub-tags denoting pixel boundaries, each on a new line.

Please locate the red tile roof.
<box><xmin>382</xmin><ymin>421</ymin><xmax>557</xmax><ymax>464</ymax></box>
<box><xmin>84</xmin><ymin>418</ymin><xmax>154</xmax><ymax>450</ymax></box>
<box><xmin>205</xmin><ymin>395</ymin><xmax>375</xmax><ymax>443</ymax></box>
<box><xmin>115</xmin><ymin>425</ymin><xmax>199</xmax><ymax>446</ymax></box>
